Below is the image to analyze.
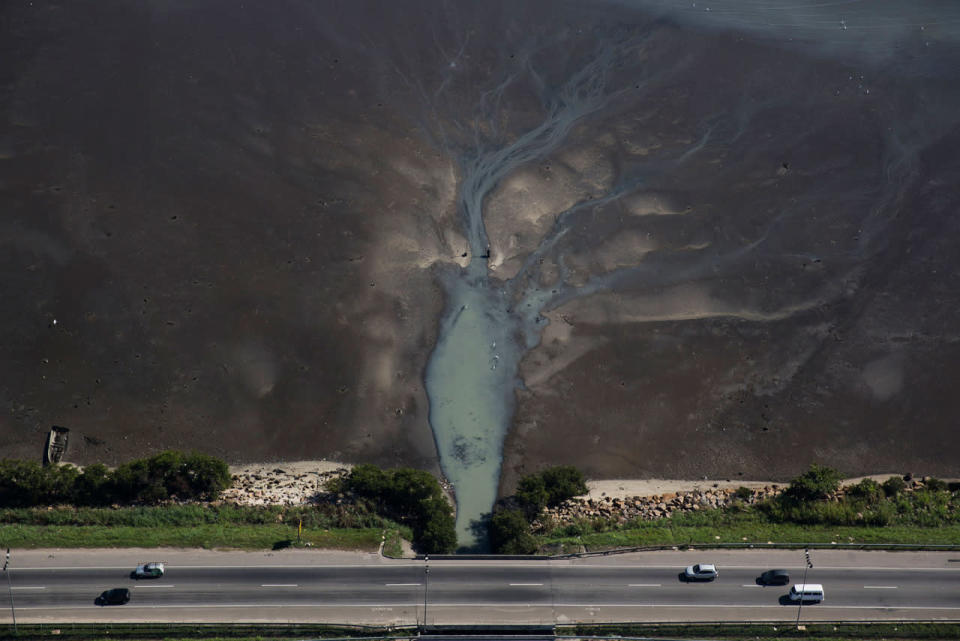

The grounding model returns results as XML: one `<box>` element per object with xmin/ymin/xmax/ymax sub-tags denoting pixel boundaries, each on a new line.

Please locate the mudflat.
<box><xmin>2</xmin><ymin>1</ymin><xmax>959</xmax><ymax>517</ymax></box>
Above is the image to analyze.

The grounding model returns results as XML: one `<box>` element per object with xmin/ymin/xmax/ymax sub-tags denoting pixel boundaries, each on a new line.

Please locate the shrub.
<box><xmin>489</xmin><ymin>509</ymin><xmax>538</xmax><ymax>554</ymax></box>
<box><xmin>342</xmin><ymin>464</ymin><xmax>388</xmax><ymax>506</ymax></box>
<box><xmin>882</xmin><ymin>476</ymin><xmax>907</xmax><ymax>497</ymax></box>
<box><xmin>541</xmin><ymin>465</ymin><xmax>588</xmax><ymax>506</ymax></box>
<box><xmin>515</xmin><ymin>474</ymin><xmax>549</xmax><ymax>520</ymax></box>
<box><xmin>783</xmin><ymin>464</ymin><xmax>843</xmax><ymax>503</ymax></box>
<box><xmin>414</xmin><ymin>497</ymin><xmax>457</xmax><ymax>553</ymax></box>
<box><xmin>0</xmin><ymin>451</ymin><xmax>231</xmax><ymax>508</ymax></box>
<box><xmin>341</xmin><ymin>464</ymin><xmax>456</xmax><ymax>553</ymax></box>
<box><xmin>734</xmin><ymin>486</ymin><xmax>753</xmax><ymax>501</ymax></box>
<box><xmin>0</xmin><ymin>460</ymin><xmax>76</xmax><ymax>507</ymax></box>
<box><xmin>847</xmin><ymin>478</ymin><xmax>884</xmax><ymax>504</ymax></box>
<box><xmin>513</xmin><ymin>465</ymin><xmax>588</xmax><ymax>522</ymax></box>
<box><xmin>923</xmin><ymin>477</ymin><xmax>949</xmax><ymax>492</ymax></box>
<box><xmin>73</xmin><ymin>464</ymin><xmax>112</xmax><ymax>505</ymax></box>
<box><xmin>180</xmin><ymin>451</ymin><xmax>231</xmax><ymax>500</ymax></box>
<box><xmin>864</xmin><ymin>502</ymin><xmax>894</xmax><ymax>526</ymax></box>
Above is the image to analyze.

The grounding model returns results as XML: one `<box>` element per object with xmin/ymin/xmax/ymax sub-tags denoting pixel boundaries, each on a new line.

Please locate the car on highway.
<box><xmin>758</xmin><ymin>569</ymin><xmax>790</xmax><ymax>585</ymax></box>
<box><xmin>682</xmin><ymin>563</ymin><xmax>719</xmax><ymax>581</ymax></box>
<box><xmin>96</xmin><ymin>588</ymin><xmax>131</xmax><ymax>605</ymax></box>
<box><xmin>131</xmin><ymin>561</ymin><xmax>165</xmax><ymax>579</ymax></box>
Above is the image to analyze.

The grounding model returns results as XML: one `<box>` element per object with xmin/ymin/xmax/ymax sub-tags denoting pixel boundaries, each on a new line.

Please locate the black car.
<box><xmin>97</xmin><ymin>588</ymin><xmax>131</xmax><ymax>605</ymax></box>
<box><xmin>758</xmin><ymin>569</ymin><xmax>791</xmax><ymax>586</ymax></box>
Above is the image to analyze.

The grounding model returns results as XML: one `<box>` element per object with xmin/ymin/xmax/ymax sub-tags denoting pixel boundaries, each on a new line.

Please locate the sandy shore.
<box><xmin>585</xmin><ymin>474</ymin><xmax>910</xmax><ymax>500</ymax></box>
<box><xmin>227</xmin><ymin>460</ymin><xmax>353</xmax><ymax>477</ymax></box>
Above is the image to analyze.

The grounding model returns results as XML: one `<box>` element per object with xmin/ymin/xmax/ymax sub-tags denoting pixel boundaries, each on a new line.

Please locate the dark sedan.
<box><xmin>96</xmin><ymin>588</ymin><xmax>131</xmax><ymax>605</ymax></box>
<box><xmin>758</xmin><ymin>569</ymin><xmax>791</xmax><ymax>586</ymax></box>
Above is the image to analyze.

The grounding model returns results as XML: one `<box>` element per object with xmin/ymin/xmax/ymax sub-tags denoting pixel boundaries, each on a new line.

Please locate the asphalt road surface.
<box><xmin>4</xmin><ymin>549</ymin><xmax>959</xmax><ymax>624</ymax></box>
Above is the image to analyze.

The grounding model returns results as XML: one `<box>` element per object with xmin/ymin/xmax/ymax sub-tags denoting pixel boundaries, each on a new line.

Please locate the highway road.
<box><xmin>3</xmin><ymin>549</ymin><xmax>959</xmax><ymax>624</ymax></box>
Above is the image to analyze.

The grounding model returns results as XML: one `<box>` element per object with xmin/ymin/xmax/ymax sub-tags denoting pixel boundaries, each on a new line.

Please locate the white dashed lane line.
<box><xmin>864</xmin><ymin>585</ymin><xmax>898</xmax><ymax>589</ymax></box>
<box><xmin>385</xmin><ymin>583</ymin><xmax>421</xmax><ymax>586</ymax></box>
<box><xmin>11</xmin><ymin>586</ymin><xmax>45</xmax><ymax>590</ymax></box>
<box><xmin>134</xmin><ymin>584</ymin><xmax>174</xmax><ymax>588</ymax></box>
<box><xmin>509</xmin><ymin>583</ymin><xmax>543</xmax><ymax>587</ymax></box>
<box><xmin>260</xmin><ymin>584</ymin><xmax>298</xmax><ymax>588</ymax></box>
<box><xmin>628</xmin><ymin>584</ymin><xmax>661</xmax><ymax>587</ymax></box>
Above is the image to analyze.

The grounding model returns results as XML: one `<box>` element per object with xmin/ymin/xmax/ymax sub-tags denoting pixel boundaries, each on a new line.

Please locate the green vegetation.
<box><xmin>562</xmin><ymin>622</ymin><xmax>960</xmax><ymax>639</ymax></box>
<box><xmin>335</xmin><ymin>463</ymin><xmax>456</xmax><ymax>553</ymax></box>
<box><xmin>0</xmin><ymin>455</ymin><xmax>456</xmax><ymax>553</ymax></box>
<box><xmin>515</xmin><ymin>465</ymin><xmax>588</xmax><ymax>519</ymax></box>
<box><xmin>0</xmin><ymin>622</ymin><xmax>408</xmax><ymax>640</ymax></box>
<box><xmin>489</xmin><ymin>508</ymin><xmax>538</xmax><ymax>554</ymax></box>
<box><xmin>541</xmin><ymin>466</ymin><xmax>960</xmax><ymax>552</ymax></box>
<box><xmin>0</xmin><ymin>503</ymin><xmax>395</xmax><ymax>550</ymax></box>
<box><xmin>0</xmin><ymin>451</ymin><xmax>230</xmax><ymax>507</ymax></box>
<box><xmin>381</xmin><ymin>526</ymin><xmax>411</xmax><ymax>558</ymax></box>
<box><xmin>543</xmin><ymin>511</ymin><xmax>960</xmax><ymax>551</ymax></box>
<box><xmin>0</xmin><ymin>523</ymin><xmax>384</xmax><ymax>550</ymax></box>
<box><xmin>490</xmin><ymin>465</ymin><xmax>588</xmax><ymax>553</ymax></box>
<box><xmin>781</xmin><ymin>463</ymin><xmax>843</xmax><ymax>503</ymax></box>
<box><xmin>2</xmin><ymin>622</ymin><xmax>956</xmax><ymax>641</ymax></box>
<box><xmin>0</xmin><ymin>503</ymin><xmax>389</xmax><ymax>528</ymax></box>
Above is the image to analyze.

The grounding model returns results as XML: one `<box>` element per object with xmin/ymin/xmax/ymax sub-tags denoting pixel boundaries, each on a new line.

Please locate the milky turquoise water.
<box><xmin>423</xmin><ymin>44</ymin><xmax>624</xmax><ymax>549</ymax></box>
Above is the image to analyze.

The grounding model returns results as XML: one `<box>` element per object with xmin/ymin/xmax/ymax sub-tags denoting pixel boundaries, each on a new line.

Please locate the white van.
<box><xmin>789</xmin><ymin>583</ymin><xmax>825</xmax><ymax>602</ymax></box>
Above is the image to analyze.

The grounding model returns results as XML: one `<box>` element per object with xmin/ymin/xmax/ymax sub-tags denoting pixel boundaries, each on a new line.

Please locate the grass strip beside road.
<box><xmin>0</xmin><ymin>524</ymin><xmax>383</xmax><ymax>550</ymax></box>
<box><xmin>0</xmin><ymin>623</ymin><xmax>409</xmax><ymax>640</ymax></box>
<box><xmin>541</xmin><ymin>508</ymin><xmax>960</xmax><ymax>551</ymax></box>
<box><xmin>561</xmin><ymin>523</ymin><xmax>960</xmax><ymax>550</ymax></box>
<box><xmin>563</xmin><ymin>622</ymin><xmax>960</xmax><ymax>639</ymax></box>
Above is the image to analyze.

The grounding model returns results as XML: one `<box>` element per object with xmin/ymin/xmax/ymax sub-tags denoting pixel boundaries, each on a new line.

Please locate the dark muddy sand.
<box><xmin>3</xmin><ymin>1</ymin><xmax>960</xmax><ymax>544</ymax></box>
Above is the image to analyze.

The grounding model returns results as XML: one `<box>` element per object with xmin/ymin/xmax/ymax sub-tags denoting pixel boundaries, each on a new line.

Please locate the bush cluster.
<box><xmin>757</xmin><ymin>466</ymin><xmax>960</xmax><ymax>528</ymax></box>
<box><xmin>490</xmin><ymin>465</ymin><xmax>588</xmax><ymax>554</ymax></box>
<box><xmin>538</xmin><ymin>464</ymin><xmax>960</xmax><ymax>546</ymax></box>
<box><xmin>0</xmin><ymin>451</ymin><xmax>231</xmax><ymax>507</ymax></box>
<box><xmin>338</xmin><ymin>464</ymin><xmax>456</xmax><ymax>554</ymax></box>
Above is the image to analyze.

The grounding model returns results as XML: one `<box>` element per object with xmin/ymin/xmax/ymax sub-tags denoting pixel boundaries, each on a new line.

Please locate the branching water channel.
<box><xmin>422</xmin><ymin>0</ymin><xmax>939</xmax><ymax>548</ymax></box>
<box><xmin>423</xmin><ymin>41</ymin><xmax>671</xmax><ymax>548</ymax></box>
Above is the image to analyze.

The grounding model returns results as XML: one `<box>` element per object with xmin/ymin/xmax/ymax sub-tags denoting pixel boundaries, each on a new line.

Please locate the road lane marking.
<box><xmin>385</xmin><ymin>583</ymin><xmax>421</xmax><ymax>586</ymax></box>
<box><xmin>864</xmin><ymin>585</ymin><xmax>898</xmax><ymax>589</ymax></box>
<box><xmin>260</xmin><ymin>584</ymin><xmax>298</xmax><ymax>587</ymax></box>
<box><xmin>628</xmin><ymin>584</ymin><xmax>661</xmax><ymax>587</ymax></box>
<box><xmin>16</xmin><ymin>563</ymin><xmax>960</xmax><ymax>573</ymax></box>
<box><xmin>133</xmin><ymin>584</ymin><xmax>174</xmax><ymax>588</ymax></box>
<box><xmin>15</xmin><ymin>603</ymin><xmax>960</xmax><ymax>611</ymax></box>
<box><xmin>11</xmin><ymin>586</ymin><xmax>45</xmax><ymax>590</ymax></box>
<box><xmin>741</xmin><ymin>584</ymin><xmax>762</xmax><ymax>587</ymax></box>
<box><xmin>509</xmin><ymin>583</ymin><xmax>543</xmax><ymax>586</ymax></box>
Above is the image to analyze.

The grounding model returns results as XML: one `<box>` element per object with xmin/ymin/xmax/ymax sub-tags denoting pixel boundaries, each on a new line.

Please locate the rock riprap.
<box><xmin>219</xmin><ymin>465</ymin><xmax>349</xmax><ymax>506</ymax></box>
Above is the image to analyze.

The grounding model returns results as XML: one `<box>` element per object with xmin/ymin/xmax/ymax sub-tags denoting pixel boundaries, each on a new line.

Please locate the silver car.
<box><xmin>683</xmin><ymin>563</ymin><xmax>718</xmax><ymax>581</ymax></box>
<box><xmin>131</xmin><ymin>561</ymin><xmax>165</xmax><ymax>579</ymax></box>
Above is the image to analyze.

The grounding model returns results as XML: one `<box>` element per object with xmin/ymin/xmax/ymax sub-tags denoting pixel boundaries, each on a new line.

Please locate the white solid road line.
<box><xmin>864</xmin><ymin>585</ymin><xmax>899</xmax><ymax>589</ymax></box>
<box><xmin>15</xmin><ymin>602</ymin><xmax>960</xmax><ymax>611</ymax></box>
<box><xmin>628</xmin><ymin>584</ymin><xmax>661</xmax><ymax>587</ymax></box>
<box><xmin>260</xmin><ymin>584</ymin><xmax>298</xmax><ymax>587</ymax></box>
